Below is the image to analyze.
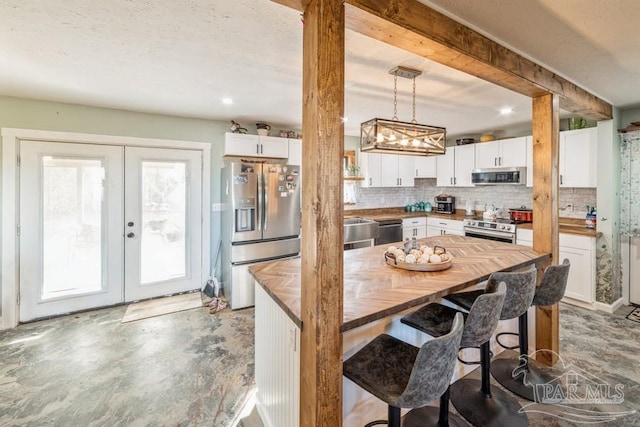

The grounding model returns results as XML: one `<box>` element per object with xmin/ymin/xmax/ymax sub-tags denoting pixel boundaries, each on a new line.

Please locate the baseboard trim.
<box><xmin>594</xmin><ymin>297</ymin><xmax>625</xmax><ymax>314</ymax></box>
<box><xmin>561</xmin><ymin>297</ymin><xmax>595</xmax><ymax>311</ymax></box>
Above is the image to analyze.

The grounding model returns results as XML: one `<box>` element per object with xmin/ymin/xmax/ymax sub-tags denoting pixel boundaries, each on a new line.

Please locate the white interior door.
<box><xmin>19</xmin><ymin>141</ymin><xmax>124</xmax><ymax>321</ymax></box>
<box><xmin>123</xmin><ymin>147</ymin><xmax>202</xmax><ymax>302</ymax></box>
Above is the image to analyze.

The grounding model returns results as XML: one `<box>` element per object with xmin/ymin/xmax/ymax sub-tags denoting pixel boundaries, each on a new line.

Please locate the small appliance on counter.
<box><xmin>435</xmin><ymin>195</ymin><xmax>455</xmax><ymax>214</ymax></box>
<box><xmin>508</xmin><ymin>206</ymin><xmax>533</xmax><ymax>223</ymax></box>
<box><xmin>465</xmin><ymin>200</ymin><xmax>474</xmax><ymax>216</ymax></box>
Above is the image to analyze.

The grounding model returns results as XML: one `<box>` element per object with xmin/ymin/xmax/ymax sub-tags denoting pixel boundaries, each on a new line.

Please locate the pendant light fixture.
<box><xmin>361</xmin><ymin>66</ymin><xmax>446</xmax><ymax>156</ymax></box>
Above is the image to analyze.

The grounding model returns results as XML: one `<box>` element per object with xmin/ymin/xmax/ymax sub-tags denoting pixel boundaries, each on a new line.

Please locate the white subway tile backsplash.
<box><xmin>345</xmin><ymin>179</ymin><xmax>596</xmax><ymax>219</ymax></box>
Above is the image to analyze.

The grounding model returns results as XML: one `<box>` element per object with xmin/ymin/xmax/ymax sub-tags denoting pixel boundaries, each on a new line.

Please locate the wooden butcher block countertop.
<box><xmin>345</xmin><ymin>207</ymin><xmax>601</xmax><ymax>237</ymax></box>
<box><xmin>249</xmin><ymin>235</ymin><xmax>550</xmax><ymax>332</ymax></box>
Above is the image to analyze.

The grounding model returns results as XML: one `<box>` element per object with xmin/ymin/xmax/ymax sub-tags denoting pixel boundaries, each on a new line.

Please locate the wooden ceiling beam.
<box><xmin>272</xmin><ymin>0</ymin><xmax>613</xmax><ymax>120</ymax></box>
<box><xmin>343</xmin><ymin>0</ymin><xmax>611</xmax><ymax>120</ymax></box>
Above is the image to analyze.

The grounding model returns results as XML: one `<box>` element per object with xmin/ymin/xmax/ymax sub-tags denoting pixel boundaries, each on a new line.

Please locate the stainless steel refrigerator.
<box><xmin>221</xmin><ymin>159</ymin><xmax>301</xmax><ymax>309</ymax></box>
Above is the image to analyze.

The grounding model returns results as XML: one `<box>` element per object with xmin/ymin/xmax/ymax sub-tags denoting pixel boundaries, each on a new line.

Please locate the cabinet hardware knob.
<box><xmin>127</xmin><ymin>232</ymin><xmax>135</xmax><ymax>238</ymax></box>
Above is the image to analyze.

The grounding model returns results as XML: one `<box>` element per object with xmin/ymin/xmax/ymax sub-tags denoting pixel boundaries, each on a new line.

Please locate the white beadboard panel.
<box><xmin>254</xmin><ymin>283</ymin><xmax>300</xmax><ymax>427</ymax></box>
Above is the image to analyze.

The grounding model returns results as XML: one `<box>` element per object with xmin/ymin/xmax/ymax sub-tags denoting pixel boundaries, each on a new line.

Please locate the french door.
<box><xmin>19</xmin><ymin>141</ymin><xmax>202</xmax><ymax>321</ymax></box>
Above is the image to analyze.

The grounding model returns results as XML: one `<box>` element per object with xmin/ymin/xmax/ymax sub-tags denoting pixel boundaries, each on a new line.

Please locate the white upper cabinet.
<box><xmin>359</xmin><ymin>152</ymin><xmax>414</xmax><ymax>187</ymax></box>
<box><xmin>475</xmin><ymin>137</ymin><xmax>527</xmax><ymax>169</ymax></box>
<box><xmin>288</xmin><ymin>139</ymin><xmax>302</xmax><ymax>165</ymax></box>
<box><xmin>526</xmin><ymin>128</ymin><xmax>597</xmax><ymax>188</ymax></box>
<box><xmin>414</xmin><ymin>156</ymin><xmax>437</xmax><ymax>178</ymax></box>
<box><xmin>224</xmin><ymin>133</ymin><xmax>289</xmax><ymax>158</ymax></box>
<box><xmin>436</xmin><ymin>149</ymin><xmax>455</xmax><ymax>186</ymax></box>
<box><xmin>437</xmin><ymin>145</ymin><xmax>475</xmax><ymax>187</ymax></box>
<box><xmin>560</xmin><ymin>128</ymin><xmax>597</xmax><ymax>188</ymax></box>
<box><xmin>359</xmin><ymin>151</ymin><xmax>382</xmax><ymax>187</ymax></box>
<box><xmin>396</xmin><ymin>155</ymin><xmax>415</xmax><ymax>187</ymax></box>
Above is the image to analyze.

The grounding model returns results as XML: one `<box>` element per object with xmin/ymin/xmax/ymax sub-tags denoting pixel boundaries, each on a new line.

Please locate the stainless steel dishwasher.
<box><xmin>374</xmin><ymin>219</ymin><xmax>403</xmax><ymax>246</ymax></box>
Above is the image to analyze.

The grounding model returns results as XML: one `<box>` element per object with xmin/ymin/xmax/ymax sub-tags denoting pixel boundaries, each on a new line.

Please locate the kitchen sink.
<box><xmin>344</xmin><ymin>217</ymin><xmax>379</xmax><ymax>244</ymax></box>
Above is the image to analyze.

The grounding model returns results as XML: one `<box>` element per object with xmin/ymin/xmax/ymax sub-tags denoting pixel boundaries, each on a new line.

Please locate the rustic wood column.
<box><xmin>300</xmin><ymin>0</ymin><xmax>345</xmax><ymax>426</ymax></box>
<box><xmin>532</xmin><ymin>93</ymin><xmax>560</xmax><ymax>366</ymax></box>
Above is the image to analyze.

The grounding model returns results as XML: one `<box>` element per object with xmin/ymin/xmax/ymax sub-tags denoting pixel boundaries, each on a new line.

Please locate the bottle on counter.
<box><xmin>585</xmin><ymin>206</ymin><xmax>596</xmax><ymax>229</ymax></box>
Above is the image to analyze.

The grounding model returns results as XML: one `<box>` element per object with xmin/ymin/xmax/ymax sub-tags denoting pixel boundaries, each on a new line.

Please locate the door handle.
<box><xmin>127</xmin><ymin>232</ymin><xmax>135</xmax><ymax>238</ymax></box>
<box><xmin>256</xmin><ymin>144</ymin><xmax>260</xmax><ymax>155</ymax></box>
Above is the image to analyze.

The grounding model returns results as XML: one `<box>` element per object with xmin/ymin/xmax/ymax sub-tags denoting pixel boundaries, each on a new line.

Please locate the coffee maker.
<box><xmin>435</xmin><ymin>195</ymin><xmax>455</xmax><ymax>214</ymax></box>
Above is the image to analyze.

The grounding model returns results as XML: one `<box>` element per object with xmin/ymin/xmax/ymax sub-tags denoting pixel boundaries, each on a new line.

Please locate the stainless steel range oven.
<box><xmin>463</xmin><ymin>218</ymin><xmax>516</xmax><ymax>244</ymax></box>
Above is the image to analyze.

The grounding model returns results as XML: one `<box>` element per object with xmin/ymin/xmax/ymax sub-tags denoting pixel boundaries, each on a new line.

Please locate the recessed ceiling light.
<box><xmin>499</xmin><ymin>107</ymin><xmax>514</xmax><ymax>116</ymax></box>
<box><xmin>222</xmin><ymin>97</ymin><xmax>233</xmax><ymax>105</ymax></box>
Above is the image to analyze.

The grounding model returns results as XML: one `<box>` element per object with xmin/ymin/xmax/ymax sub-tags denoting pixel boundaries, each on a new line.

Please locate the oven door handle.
<box><xmin>464</xmin><ymin>228</ymin><xmax>515</xmax><ymax>242</ymax></box>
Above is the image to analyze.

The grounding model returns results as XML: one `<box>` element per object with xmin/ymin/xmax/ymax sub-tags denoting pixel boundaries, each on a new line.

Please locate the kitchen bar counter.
<box><xmin>251</xmin><ymin>235</ymin><xmax>550</xmax><ymax>426</ymax></box>
<box><xmin>250</xmin><ymin>234</ymin><xmax>550</xmax><ymax>331</ymax></box>
<box><xmin>344</xmin><ymin>207</ymin><xmax>601</xmax><ymax>238</ymax></box>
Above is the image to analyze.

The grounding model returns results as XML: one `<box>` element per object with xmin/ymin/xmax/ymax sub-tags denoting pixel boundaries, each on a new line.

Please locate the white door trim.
<box><xmin>2</xmin><ymin>127</ymin><xmax>211</xmax><ymax>329</ymax></box>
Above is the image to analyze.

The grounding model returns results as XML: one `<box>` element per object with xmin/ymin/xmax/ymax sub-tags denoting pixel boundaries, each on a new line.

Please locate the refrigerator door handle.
<box><xmin>263</xmin><ymin>171</ymin><xmax>268</xmax><ymax>232</ymax></box>
<box><xmin>256</xmin><ymin>170</ymin><xmax>263</xmax><ymax>232</ymax></box>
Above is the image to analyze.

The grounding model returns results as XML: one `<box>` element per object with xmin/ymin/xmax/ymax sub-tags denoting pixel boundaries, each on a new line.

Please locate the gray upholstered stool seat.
<box><xmin>491</xmin><ymin>259</ymin><xmax>571</xmax><ymax>401</ymax></box>
<box><xmin>343</xmin><ymin>313</ymin><xmax>464</xmax><ymax>427</ymax></box>
<box><xmin>400</xmin><ymin>282</ymin><xmax>507</xmax><ymax>427</ymax></box>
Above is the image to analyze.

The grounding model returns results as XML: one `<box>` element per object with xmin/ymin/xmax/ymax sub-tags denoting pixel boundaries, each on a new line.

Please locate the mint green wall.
<box><xmin>0</xmin><ymin>96</ymin><xmax>237</xmax><ymax>315</ymax></box>
<box><xmin>621</xmin><ymin>108</ymin><xmax>640</xmax><ymax>126</ymax></box>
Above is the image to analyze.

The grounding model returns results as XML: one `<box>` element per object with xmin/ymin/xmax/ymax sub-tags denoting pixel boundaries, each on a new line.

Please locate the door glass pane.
<box><xmin>42</xmin><ymin>157</ymin><xmax>104</xmax><ymax>298</ymax></box>
<box><xmin>141</xmin><ymin>161</ymin><xmax>187</xmax><ymax>284</ymax></box>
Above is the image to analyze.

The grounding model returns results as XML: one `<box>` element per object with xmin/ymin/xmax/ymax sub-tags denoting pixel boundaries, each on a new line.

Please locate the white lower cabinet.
<box><xmin>559</xmin><ymin>234</ymin><xmax>596</xmax><ymax>304</ymax></box>
<box><xmin>402</xmin><ymin>217</ymin><xmax>427</xmax><ymax>240</ymax></box>
<box><xmin>426</xmin><ymin>217</ymin><xmax>464</xmax><ymax>237</ymax></box>
<box><xmin>516</xmin><ymin>229</ymin><xmax>596</xmax><ymax>307</ymax></box>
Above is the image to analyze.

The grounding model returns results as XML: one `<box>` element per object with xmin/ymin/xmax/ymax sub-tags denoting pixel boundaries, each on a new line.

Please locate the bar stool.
<box><xmin>439</xmin><ymin>267</ymin><xmax>537</xmax><ymax>426</ymax></box>
<box><xmin>400</xmin><ymin>282</ymin><xmax>507</xmax><ymax>427</ymax></box>
<box><xmin>491</xmin><ymin>259</ymin><xmax>571</xmax><ymax>401</ymax></box>
<box><xmin>343</xmin><ymin>312</ymin><xmax>464</xmax><ymax>427</ymax></box>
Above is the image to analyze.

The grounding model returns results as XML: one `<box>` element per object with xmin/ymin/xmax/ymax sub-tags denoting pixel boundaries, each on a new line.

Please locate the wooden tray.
<box><xmin>384</xmin><ymin>251</ymin><xmax>453</xmax><ymax>272</ymax></box>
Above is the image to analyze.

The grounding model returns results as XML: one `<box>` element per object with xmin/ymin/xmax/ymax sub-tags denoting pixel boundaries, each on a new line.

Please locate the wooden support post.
<box><xmin>532</xmin><ymin>93</ymin><xmax>560</xmax><ymax>366</ymax></box>
<box><xmin>300</xmin><ymin>0</ymin><xmax>345</xmax><ymax>426</ymax></box>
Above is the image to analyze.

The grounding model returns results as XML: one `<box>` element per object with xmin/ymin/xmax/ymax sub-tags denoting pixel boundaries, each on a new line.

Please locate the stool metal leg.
<box><xmin>388</xmin><ymin>406</ymin><xmax>400</xmax><ymax>427</ymax></box>
<box><xmin>364</xmin><ymin>405</ymin><xmax>398</xmax><ymax>427</ymax></box>
<box><xmin>450</xmin><ymin>339</ymin><xmax>528</xmax><ymax>427</ymax></box>
<box><xmin>491</xmin><ymin>312</ymin><xmax>559</xmax><ymax>402</ymax></box>
<box><xmin>403</xmin><ymin>386</ymin><xmax>468</xmax><ymax>427</ymax></box>
<box><xmin>480</xmin><ymin>341</ymin><xmax>492</xmax><ymax>398</ymax></box>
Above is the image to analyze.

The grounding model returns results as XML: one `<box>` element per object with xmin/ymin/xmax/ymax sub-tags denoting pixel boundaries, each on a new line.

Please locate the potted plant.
<box><xmin>345</xmin><ymin>164</ymin><xmax>360</xmax><ymax>177</ymax></box>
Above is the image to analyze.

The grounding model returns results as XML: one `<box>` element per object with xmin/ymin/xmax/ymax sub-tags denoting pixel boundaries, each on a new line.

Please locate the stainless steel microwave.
<box><xmin>471</xmin><ymin>167</ymin><xmax>526</xmax><ymax>185</ymax></box>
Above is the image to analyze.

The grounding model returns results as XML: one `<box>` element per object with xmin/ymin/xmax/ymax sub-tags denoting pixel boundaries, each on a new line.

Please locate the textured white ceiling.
<box><xmin>0</xmin><ymin>0</ymin><xmax>637</xmax><ymax>138</ymax></box>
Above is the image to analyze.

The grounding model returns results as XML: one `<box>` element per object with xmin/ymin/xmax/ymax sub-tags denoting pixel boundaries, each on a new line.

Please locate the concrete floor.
<box><xmin>1</xmin><ymin>302</ymin><xmax>638</xmax><ymax>426</ymax></box>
